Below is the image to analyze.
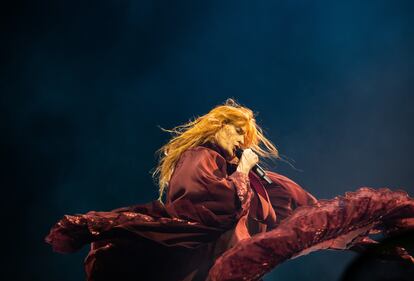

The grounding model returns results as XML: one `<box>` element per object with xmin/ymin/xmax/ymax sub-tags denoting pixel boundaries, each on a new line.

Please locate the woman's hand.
<box><xmin>236</xmin><ymin>148</ymin><xmax>259</xmax><ymax>175</ymax></box>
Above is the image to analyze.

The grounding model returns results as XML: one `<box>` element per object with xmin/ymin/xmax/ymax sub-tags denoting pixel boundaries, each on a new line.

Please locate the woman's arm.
<box><xmin>166</xmin><ymin>147</ymin><xmax>253</xmax><ymax>230</ymax></box>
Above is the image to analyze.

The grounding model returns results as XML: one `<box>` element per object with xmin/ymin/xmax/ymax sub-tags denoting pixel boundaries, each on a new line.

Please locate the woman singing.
<box><xmin>46</xmin><ymin>99</ymin><xmax>414</xmax><ymax>281</ymax></box>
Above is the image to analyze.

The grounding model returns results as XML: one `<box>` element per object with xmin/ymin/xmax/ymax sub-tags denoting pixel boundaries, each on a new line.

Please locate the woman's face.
<box><xmin>214</xmin><ymin>123</ymin><xmax>246</xmax><ymax>160</ymax></box>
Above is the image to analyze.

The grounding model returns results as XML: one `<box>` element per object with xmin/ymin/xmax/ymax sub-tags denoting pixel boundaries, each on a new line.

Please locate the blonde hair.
<box><xmin>152</xmin><ymin>98</ymin><xmax>279</xmax><ymax>201</ymax></box>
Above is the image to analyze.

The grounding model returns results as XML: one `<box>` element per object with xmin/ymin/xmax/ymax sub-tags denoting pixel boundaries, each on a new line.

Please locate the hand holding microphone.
<box><xmin>235</xmin><ymin>148</ymin><xmax>273</xmax><ymax>185</ymax></box>
<box><xmin>236</xmin><ymin>148</ymin><xmax>258</xmax><ymax>174</ymax></box>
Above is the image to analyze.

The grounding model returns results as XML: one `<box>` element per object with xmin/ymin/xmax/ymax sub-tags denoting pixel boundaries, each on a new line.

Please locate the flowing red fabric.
<box><xmin>45</xmin><ymin>142</ymin><xmax>414</xmax><ymax>281</ymax></box>
<box><xmin>207</xmin><ymin>187</ymin><xmax>414</xmax><ymax>281</ymax></box>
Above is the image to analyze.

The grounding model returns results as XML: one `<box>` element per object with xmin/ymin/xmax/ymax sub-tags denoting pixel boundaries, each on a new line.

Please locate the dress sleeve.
<box><xmin>44</xmin><ymin>147</ymin><xmax>253</xmax><ymax>254</ymax></box>
<box><xmin>207</xmin><ymin>187</ymin><xmax>414</xmax><ymax>281</ymax></box>
<box><xmin>263</xmin><ymin>171</ymin><xmax>317</xmax><ymax>226</ymax></box>
<box><xmin>166</xmin><ymin>147</ymin><xmax>252</xmax><ymax>230</ymax></box>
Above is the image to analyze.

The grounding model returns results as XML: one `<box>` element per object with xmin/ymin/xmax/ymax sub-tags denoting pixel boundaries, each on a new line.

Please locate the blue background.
<box><xmin>3</xmin><ymin>0</ymin><xmax>413</xmax><ymax>280</ymax></box>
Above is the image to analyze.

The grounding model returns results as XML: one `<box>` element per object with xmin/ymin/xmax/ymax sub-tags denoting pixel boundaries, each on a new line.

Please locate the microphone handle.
<box><xmin>252</xmin><ymin>164</ymin><xmax>273</xmax><ymax>185</ymax></box>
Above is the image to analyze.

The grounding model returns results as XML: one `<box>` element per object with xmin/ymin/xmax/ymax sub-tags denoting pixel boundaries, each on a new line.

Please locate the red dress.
<box><xmin>45</xmin><ymin>142</ymin><xmax>414</xmax><ymax>281</ymax></box>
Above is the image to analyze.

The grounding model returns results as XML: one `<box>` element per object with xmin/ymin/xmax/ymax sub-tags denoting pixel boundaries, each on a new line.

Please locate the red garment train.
<box><xmin>45</xmin><ymin>142</ymin><xmax>414</xmax><ymax>281</ymax></box>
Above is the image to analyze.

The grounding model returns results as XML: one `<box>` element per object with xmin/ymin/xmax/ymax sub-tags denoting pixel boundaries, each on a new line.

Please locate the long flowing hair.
<box><xmin>152</xmin><ymin>98</ymin><xmax>279</xmax><ymax>201</ymax></box>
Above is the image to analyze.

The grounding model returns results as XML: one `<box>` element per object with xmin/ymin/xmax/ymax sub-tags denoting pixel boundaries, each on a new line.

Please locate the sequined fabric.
<box><xmin>45</xmin><ymin>143</ymin><xmax>414</xmax><ymax>281</ymax></box>
<box><xmin>230</xmin><ymin>171</ymin><xmax>252</xmax><ymax>213</ymax></box>
<box><xmin>45</xmin><ymin>144</ymin><xmax>262</xmax><ymax>280</ymax></box>
<box><xmin>207</xmin><ymin>187</ymin><xmax>414</xmax><ymax>281</ymax></box>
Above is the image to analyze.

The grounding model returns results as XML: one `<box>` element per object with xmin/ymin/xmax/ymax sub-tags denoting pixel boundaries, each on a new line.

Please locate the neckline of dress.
<box><xmin>200</xmin><ymin>141</ymin><xmax>226</xmax><ymax>157</ymax></box>
<box><xmin>200</xmin><ymin>141</ymin><xmax>238</xmax><ymax>165</ymax></box>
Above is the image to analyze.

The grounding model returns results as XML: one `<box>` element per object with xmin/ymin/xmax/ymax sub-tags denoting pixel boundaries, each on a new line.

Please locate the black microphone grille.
<box><xmin>235</xmin><ymin>148</ymin><xmax>244</xmax><ymax>159</ymax></box>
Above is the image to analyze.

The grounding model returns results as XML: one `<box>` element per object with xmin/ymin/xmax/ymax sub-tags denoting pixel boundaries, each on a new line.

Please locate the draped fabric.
<box><xmin>45</xmin><ymin>142</ymin><xmax>414</xmax><ymax>281</ymax></box>
<box><xmin>207</xmin><ymin>187</ymin><xmax>414</xmax><ymax>281</ymax></box>
<box><xmin>46</xmin><ymin>143</ymin><xmax>257</xmax><ymax>280</ymax></box>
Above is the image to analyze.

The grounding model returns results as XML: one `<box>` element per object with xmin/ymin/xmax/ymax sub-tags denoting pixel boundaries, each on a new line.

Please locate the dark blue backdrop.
<box><xmin>3</xmin><ymin>1</ymin><xmax>414</xmax><ymax>280</ymax></box>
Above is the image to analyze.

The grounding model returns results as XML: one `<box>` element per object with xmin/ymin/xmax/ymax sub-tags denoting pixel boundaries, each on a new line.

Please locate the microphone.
<box><xmin>235</xmin><ymin>148</ymin><xmax>273</xmax><ymax>185</ymax></box>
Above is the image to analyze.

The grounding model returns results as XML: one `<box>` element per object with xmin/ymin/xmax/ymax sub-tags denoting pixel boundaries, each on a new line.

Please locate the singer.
<box><xmin>45</xmin><ymin>99</ymin><xmax>414</xmax><ymax>281</ymax></box>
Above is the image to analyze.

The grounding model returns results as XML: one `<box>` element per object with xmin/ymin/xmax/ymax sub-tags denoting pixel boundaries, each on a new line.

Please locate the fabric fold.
<box><xmin>207</xmin><ymin>187</ymin><xmax>414</xmax><ymax>281</ymax></box>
